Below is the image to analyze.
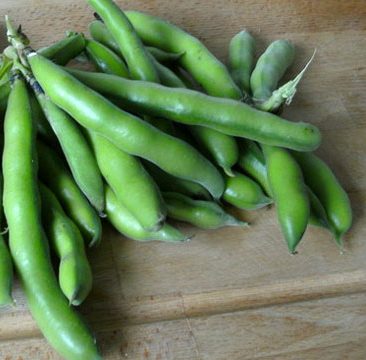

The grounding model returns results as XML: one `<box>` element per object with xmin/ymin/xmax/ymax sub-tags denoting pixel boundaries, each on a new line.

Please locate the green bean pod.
<box><xmin>228</xmin><ymin>30</ymin><xmax>255</xmax><ymax>96</ymax></box>
<box><xmin>150</xmin><ymin>55</ymin><xmax>187</xmax><ymax>88</ymax></box>
<box><xmin>105</xmin><ymin>186</ymin><xmax>189</xmax><ymax>242</ymax></box>
<box><xmin>0</xmin><ymin>172</ymin><xmax>13</xmax><ymax>307</ymax></box>
<box><xmin>146</xmin><ymin>46</ymin><xmax>184</xmax><ymax>64</ymax></box>
<box><xmin>30</xmin><ymin>80</ymin><xmax>105</xmax><ymax>213</ymax></box>
<box><xmin>66</xmin><ymin>68</ymin><xmax>321</xmax><ymax>152</ymax></box>
<box><xmin>37</xmin><ymin>141</ymin><xmax>102</xmax><ymax>247</ymax></box>
<box><xmin>0</xmin><ymin>81</ymin><xmax>10</xmax><ymax>115</ymax></box>
<box><xmin>144</xmin><ymin>161</ymin><xmax>211</xmax><ymax>200</ymax></box>
<box><xmin>28</xmin><ymin>53</ymin><xmax>224</xmax><ymax>199</ymax></box>
<box><xmin>39</xmin><ymin>183</ymin><xmax>92</xmax><ymax>306</ymax></box>
<box><xmin>125</xmin><ymin>11</ymin><xmax>241</xmax><ymax>99</ymax></box>
<box><xmin>223</xmin><ymin>171</ymin><xmax>272</xmax><ymax>210</ymax></box>
<box><xmin>250</xmin><ymin>39</ymin><xmax>295</xmax><ymax>103</ymax></box>
<box><xmin>0</xmin><ymin>234</ymin><xmax>13</xmax><ymax>307</ymax></box>
<box><xmin>87</xmin><ymin>0</ymin><xmax>159</xmax><ymax>82</ymax></box>
<box><xmin>307</xmin><ymin>186</ymin><xmax>330</xmax><ymax>229</ymax></box>
<box><xmin>189</xmin><ymin>126</ymin><xmax>239</xmax><ymax>176</ymax></box>
<box><xmin>237</xmin><ymin>139</ymin><xmax>272</xmax><ymax>196</ymax></box>
<box><xmin>89</xmin><ymin>20</ymin><xmax>121</xmax><ymax>54</ymax></box>
<box><xmin>292</xmin><ymin>152</ymin><xmax>352</xmax><ymax>246</ymax></box>
<box><xmin>163</xmin><ymin>192</ymin><xmax>248</xmax><ymax>229</ymax></box>
<box><xmin>85</xmin><ymin>130</ymin><xmax>166</xmax><ymax>231</ymax></box>
<box><xmin>85</xmin><ymin>38</ymin><xmax>129</xmax><ymax>77</ymax></box>
<box><xmin>2</xmin><ymin>74</ymin><xmax>100</xmax><ymax>359</ymax></box>
<box><xmin>263</xmin><ymin>145</ymin><xmax>310</xmax><ymax>253</ymax></box>
<box><xmin>38</xmin><ymin>32</ymin><xmax>86</xmax><ymax>65</ymax></box>
<box><xmin>29</xmin><ymin>90</ymin><xmax>55</xmax><ymax>142</ymax></box>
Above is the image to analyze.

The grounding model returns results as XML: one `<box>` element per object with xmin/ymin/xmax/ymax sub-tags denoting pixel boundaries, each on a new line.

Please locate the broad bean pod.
<box><xmin>67</xmin><ymin>68</ymin><xmax>321</xmax><ymax>151</ymax></box>
<box><xmin>39</xmin><ymin>183</ymin><xmax>92</xmax><ymax>306</ymax></box>
<box><xmin>2</xmin><ymin>73</ymin><xmax>100</xmax><ymax>359</ymax></box>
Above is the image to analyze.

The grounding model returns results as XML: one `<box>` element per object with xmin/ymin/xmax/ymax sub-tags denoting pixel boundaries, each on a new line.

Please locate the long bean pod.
<box><xmin>66</xmin><ymin>68</ymin><xmax>321</xmax><ymax>151</ymax></box>
<box><xmin>2</xmin><ymin>73</ymin><xmax>100</xmax><ymax>359</ymax></box>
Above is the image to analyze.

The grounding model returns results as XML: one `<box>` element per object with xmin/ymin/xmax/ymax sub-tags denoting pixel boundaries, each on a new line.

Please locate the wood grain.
<box><xmin>0</xmin><ymin>0</ymin><xmax>365</xmax><ymax>359</ymax></box>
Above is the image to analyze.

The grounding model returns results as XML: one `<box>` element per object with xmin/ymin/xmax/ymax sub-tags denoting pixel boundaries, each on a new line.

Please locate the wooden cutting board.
<box><xmin>0</xmin><ymin>0</ymin><xmax>366</xmax><ymax>359</ymax></box>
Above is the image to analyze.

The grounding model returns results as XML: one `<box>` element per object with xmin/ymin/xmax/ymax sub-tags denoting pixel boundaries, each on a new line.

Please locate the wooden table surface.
<box><xmin>1</xmin><ymin>0</ymin><xmax>366</xmax><ymax>359</ymax></box>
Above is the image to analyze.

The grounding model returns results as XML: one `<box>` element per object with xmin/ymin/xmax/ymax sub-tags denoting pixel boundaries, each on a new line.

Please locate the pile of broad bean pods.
<box><xmin>0</xmin><ymin>0</ymin><xmax>352</xmax><ymax>358</ymax></box>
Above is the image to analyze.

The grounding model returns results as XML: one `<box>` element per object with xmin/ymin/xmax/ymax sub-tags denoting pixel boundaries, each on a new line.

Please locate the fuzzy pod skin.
<box><xmin>307</xmin><ymin>185</ymin><xmax>330</xmax><ymax>229</ymax></box>
<box><xmin>292</xmin><ymin>152</ymin><xmax>352</xmax><ymax>246</ymax></box>
<box><xmin>105</xmin><ymin>186</ymin><xmax>188</xmax><ymax>242</ymax></box>
<box><xmin>66</xmin><ymin>69</ymin><xmax>321</xmax><ymax>152</ymax></box>
<box><xmin>125</xmin><ymin>11</ymin><xmax>242</xmax><ymax>99</ymax></box>
<box><xmin>2</xmin><ymin>75</ymin><xmax>100</xmax><ymax>360</ymax></box>
<box><xmin>144</xmin><ymin>161</ymin><xmax>211</xmax><ymax>200</ymax></box>
<box><xmin>38</xmin><ymin>33</ymin><xmax>86</xmax><ymax>65</ymax></box>
<box><xmin>163</xmin><ymin>192</ymin><xmax>248</xmax><ymax>229</ymax></box>
<box><xmin>189</xmin><ymin>126</ymin><xmax>239</xmax><ymax>176</ymax></box>
<box><xmin>228</xmin><ymin>30</ymin><xmax>255</xmax><ymax>95</ymax></box>
<box><xmin>237</xmin><ymin>139</ymin><xmax>272</xmax><ymax>196</ymax></box>
<box><xmin>39</xmin><ymin>183</ymin><xmax>92</xmax><ymax>306</ymax></box>
<box><xmin>87</xmin><ymin>0</ymin><xmax>159</xmax><ymax>82</ymax></box>
<box><xmin>85</xmin><ymin>130</ymin><xmax>167</xmax><ymax>231</ymax></box>
<box><xmin>37</xmin><ymin>141</ymin><xmax>102</xmax><ymax>247</ymax></box>
<box><xmin>85</xmin><ymin>38</ymin><xmax>129</xmax><ymax>78</ymax></box>
<box><xmin>223</xmin><ymin>171</ymin><xmax>272</xmax><ymax>210</ymax></box>
<box><xmin>262</xmin><ymin>145</ymin><xmax>310</xmax><ymax>253</ymax></box>
<box><xmin>33</xmin><ymin>86</ymin><xmax>105</xmax><ymax>213</ymax></box>
<box><xmin>250</xmin><ymin>39</ymin><xmax>295</xmax><ymax>102</ymax></box>
<box><xmin>28</xmin><ymin>54</ymin><xmax>224</xmax><ymax>199</ymax></box>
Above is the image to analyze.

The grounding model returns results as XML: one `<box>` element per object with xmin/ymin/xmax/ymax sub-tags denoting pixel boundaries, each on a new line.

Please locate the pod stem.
<box><xmin>257</xmin><ymin>49</ymin><xmax>317</xmax><ymax>112</ymax></box>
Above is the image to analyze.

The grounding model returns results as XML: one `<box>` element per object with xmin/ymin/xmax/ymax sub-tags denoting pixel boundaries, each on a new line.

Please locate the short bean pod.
<box><xmin>39</xmin><ymin>183</ymin><xmax>92</xmax><ymax>306</ymax></box>
<box><xmin>105</xmin><ymin>186</ymin><xmax>189</xmax><ymax>242</ymax></box>
<box><xmin>223</xmin><ymin>171</ymin><xmax>272</xmax><ymax>210</ymax></box>
<box><xmin>85</xmin><ymin>130</ymin><xmax>166</xmax><ymax>231</ymax></box>
<box><xmin>292</xmin><ymin>152</ymin><xmax>352</xmax><ymax>246</ymax></box>
<box><xmin>262</xmin><ymin>145</ymin><xmax>309</xmax><ymax>253</ymax></box>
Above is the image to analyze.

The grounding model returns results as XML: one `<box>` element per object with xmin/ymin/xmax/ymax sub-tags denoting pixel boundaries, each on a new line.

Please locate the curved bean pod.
<box><xmin>223</xmin><ymin>171</ymin><xmax>272</xmax><ymax>210</ymax></box>
<box><xmin>30</xmin><ymin>80</ymin><xmax>105</xmax><ymax>213</ymax></box>
<box><xmin>66</xmin><ymin>68</ymin><xmax>321</xmax><ymax>151</ymax></box>
<box><xmin>263</xmin><ymin>145</ymin><xmax>309</xmax><ymax>253</ymax></box>
<box><xmin>292</xmin><ymin>152</ymin><xmax>352</xmax><ymax>246</ymax></box>
<box><xmin>125</xmin><ymin>11</ymin><xmax>241</xmax><ymax>99</ymax></box>
<box><xmin>228</xmin><ymin>30</ymin><xmax>255</xmax><ymax>96</ymax></box>
<box><xmin>150</xmin><ymin>55</ymin><xmax>187</xmax><ymax>88</ymax></box>
<box><xmin>28</xmin><ymin>53</ymin><xmax>224</xmax><ymax>198</ymax></box>
<box><xmin>146</xmin><ymin>46</ymin><xmax>184</xmax><ymax>64</ymax></box>
<box><xmin>0</xmin><ymin>81</ymin><xmax>10</xmax><ymax>114</ymax></box>
<box><xmin>237</xmin><ymin>139</ymin><xmax>272</xmax><ymax>196</ymax></box>
<box><xmin>2</xmin><ymin>74</ymin><xmax>100</xmax><ymax>359</ymax></box>
<box><xmin>163</xmin><ymin>192</ymin><xmax>248</xmax><ymax>229</ymax></box>
<box><xmin>39</xmin><ymin>183</ymin><xmax>92</xmax><ymax>306</ymax></box>
<box><xmin>250</xmin><ymin>39</ymin><xmax>295</xmax><ymax>103</ymax></box>
<box><xmin>106</xmin><ymin>186</ymin><xmax>189</xmax><ymax>242</ymax></box>
<box><xmin>85</xmin><ymin>130</ymin><xmax>166</xmax><ymax>231</ymax></box>
<box><xmin>85</xmin><ymin>38</ymin><xmax>129</xmax><ymax>77</ymax></box>
<box><xmin>87</xmin><ymin>0</ymin><xmax>159</xmax><ymax>82</ymax></box>
<box><xmin>38</xmin><ymin>32</ymin><xmax>86</xmax><ymax>65</ymax></box>
<box><xmin>37</xmin><ymin>141</ymin><xmax>102</xmax><ymax>247</ymax></box>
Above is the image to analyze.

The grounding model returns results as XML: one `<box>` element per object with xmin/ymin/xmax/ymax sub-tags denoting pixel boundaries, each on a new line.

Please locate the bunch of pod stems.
<box><xmin>0</xmin><ymin>0</ymin><xmax>352</xmax><ymax>359</ymax></box>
